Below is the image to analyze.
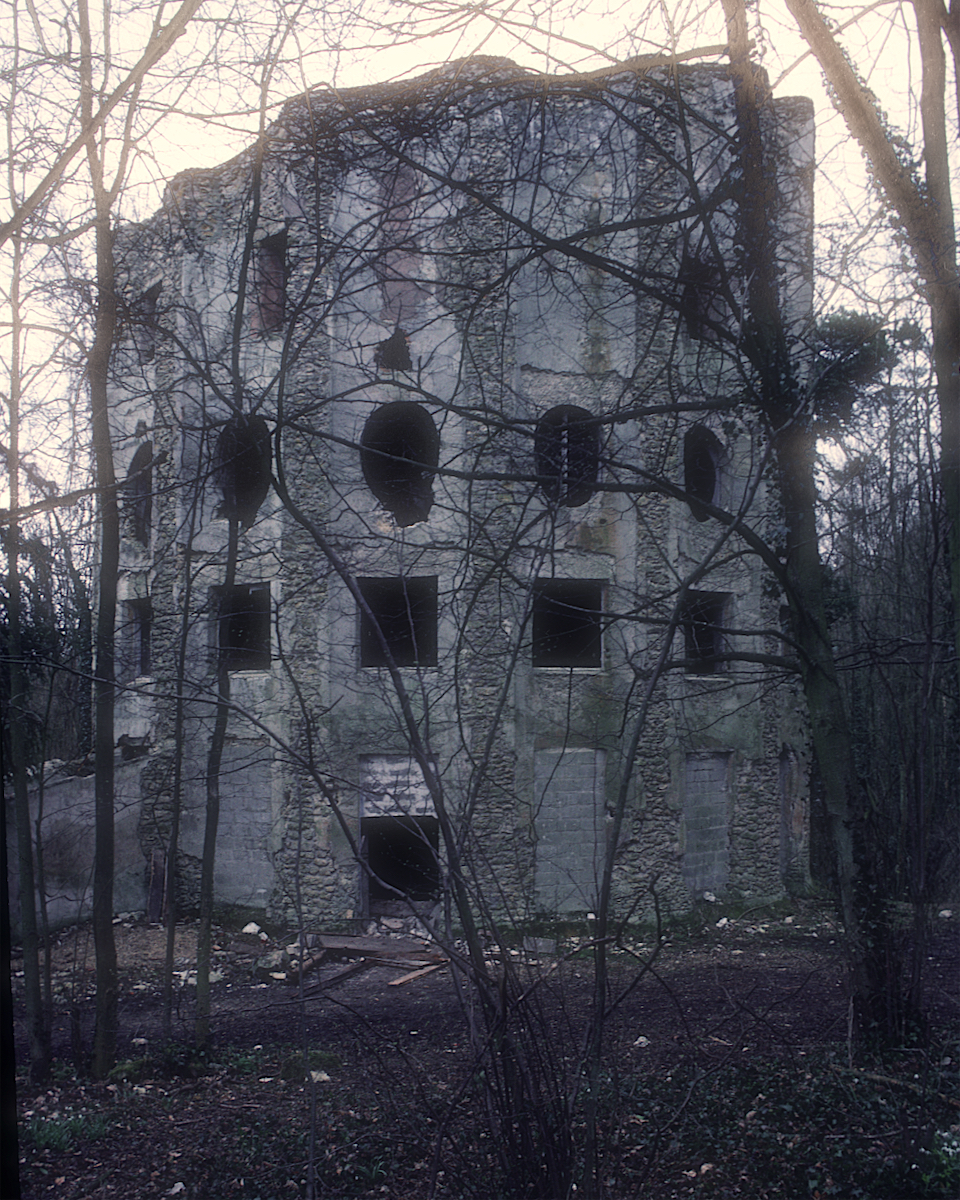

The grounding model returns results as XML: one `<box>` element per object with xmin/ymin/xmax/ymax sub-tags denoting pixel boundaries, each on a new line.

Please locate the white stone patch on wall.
<box><xmin>8</xmin><ymin>762</ymin><xmax>147</xmax><ymax>934</ymax></box>
<box><xmin>359</xmin><ymin>755</ymin><xmax>435</xmax><ymax>817</ymax></box>
<box><xmin>681</xmin><ymin>752</ymin><xmax>731</xmax><ymax>896</ymax></box>
<box><xmin>534</xmin><ymin>748</ymin><xmax>605</xmax><ymax>913</ymax></box>
<box><xmin>779</xmin><ymin>745</ymin><xmax>808</xmax><ymax>892</ymax></box>
<box><xmin>179</xmin><ymin>744</ymin><xmax>276</xmax><ymax>906</ymax></box>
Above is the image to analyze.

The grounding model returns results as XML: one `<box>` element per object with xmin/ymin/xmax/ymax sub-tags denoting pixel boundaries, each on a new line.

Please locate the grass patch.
<box><xmin>24</xmin><ymin>1109</ymin><xmax>112</xmax><ymax>1152</ymax></box>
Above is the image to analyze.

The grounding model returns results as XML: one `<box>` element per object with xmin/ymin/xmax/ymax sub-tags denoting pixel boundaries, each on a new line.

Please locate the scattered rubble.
<box><xmin>277</xmin><ymin>933</ymin><xmax>448</xmax><ymax>988</ymax></box>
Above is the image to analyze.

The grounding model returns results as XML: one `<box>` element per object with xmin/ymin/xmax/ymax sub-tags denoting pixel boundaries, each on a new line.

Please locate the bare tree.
<box><xmin>783</xmin><ymin>0</ymin><xmax>959</xmax><ymax>668</ymax></box>
<box><xmin>8</xmin><ymin>0</ymin><xmax>955</xmax><ymax>1188</ymax></box>
<box><xmin>2</xmin><ymin>0</ymin><xmax>259</xmax><ymax>1077</ymax></box>
<box><xmin>109</xmin><ymin>53</ymin><xmax>819</xmax><ymax>1195</ymax></box>
<box><xmin>820</xmin><ymin>314</ymin><xmax>959</xmax><ymax>1037</ymax></box>
<box><xmin>3</xmin><ymin>237</ymin><xmax>50</xmax><ymax>1080</ymax></box>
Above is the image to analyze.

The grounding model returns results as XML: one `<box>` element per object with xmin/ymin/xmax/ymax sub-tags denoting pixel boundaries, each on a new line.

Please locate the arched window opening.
<box><xmin>125</xmin><ymin>441</ymin><xmax>153</xmax><ymax>546</ymax></box>
<box><xmin>360</xmin><ymin>402</ymin><xmax>439</xmax><ymax>526</ymax></box>
<box><xmin>683</xmin><ymin>426</ymin><xmax>722</xmax><ymax>521</ymax></box>
<box><xmin>215</xmin><ymin>414</ymin><xmax>272</xmax><ymax>528</ymax></box>
<box><xmin>252</xmin><ymin>231</ymin><xmax>286</xmax><ymax>334</ymax></box>
<box><xmin>678</xmin><ymin>251</ymin><xmax>720</xmax><ymax>341</ymax></box>
<box><xmin>132</xmin><ymin>283</ymin><xmax>161</xmax><ymax>363</ymax></box>
<box><xmin>535</xmin><ymin>405</ymin><xmax>599</xmax><ymax>507</ymax></box>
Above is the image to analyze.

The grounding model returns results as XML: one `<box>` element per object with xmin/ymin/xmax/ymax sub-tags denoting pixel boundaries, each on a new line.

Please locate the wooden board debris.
<box><xmin>313</xmin><ymin>934</ymin><xmax>436</xmax><ymax>958</ymax></box>
<box><xmin>387</xmin><ymin>961</ymin><xmax>448</xmax><ymax>986</ymax></box>
<box><xmin>284</xmin><ymin>933</ymin><xmax>445</xmax><ymax>984</ymax></box>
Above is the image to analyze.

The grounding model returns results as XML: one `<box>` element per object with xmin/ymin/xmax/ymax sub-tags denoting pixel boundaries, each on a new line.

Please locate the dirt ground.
<box><xmin>11</xmin><ymin>902</ymin><xmax>960</xmax><ymax>1200</ymax></box>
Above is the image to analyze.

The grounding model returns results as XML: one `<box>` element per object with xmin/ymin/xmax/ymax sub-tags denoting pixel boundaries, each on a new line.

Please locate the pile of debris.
<box><xmin>253</xmin><ymin>931</ymin><xmax>448</xmax><ymax>990</ymax></box>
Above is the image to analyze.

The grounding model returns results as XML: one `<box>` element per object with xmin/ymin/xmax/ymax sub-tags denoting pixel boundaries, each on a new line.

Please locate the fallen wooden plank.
<box><xmin>387</xmin><ymin>961</ymin><xmax>448</xmax><ymax>986</ymax></box>
<box><xmin>313</xmin><ymin>934</ymin><xmax>434</xmax><ymax>958</ymax></box>
<box><xmin>371</xmin><ymin>957</ymin><xmax>436</xmax><ymax>970</ymax></box>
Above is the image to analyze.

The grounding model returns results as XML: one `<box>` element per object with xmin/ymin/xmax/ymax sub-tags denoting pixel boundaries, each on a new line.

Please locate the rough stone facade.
<box><xmin>99</xmin><ymin>56</ymin><xmax>814</xmax><ymax>931</ymax></box>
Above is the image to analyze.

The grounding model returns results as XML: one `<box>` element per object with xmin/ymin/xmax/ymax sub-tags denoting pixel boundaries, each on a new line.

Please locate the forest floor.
<box><xmin>11</xmin><ymin>900</ymin><xmax>960</xmax><ymax>1200</ymax></box>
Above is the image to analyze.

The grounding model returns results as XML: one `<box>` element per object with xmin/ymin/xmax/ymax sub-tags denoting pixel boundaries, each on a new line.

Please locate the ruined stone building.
<box><xmin>101</xmin><ymin>56</ymin><xmax>814</xmax><ymax>930</ymax></box>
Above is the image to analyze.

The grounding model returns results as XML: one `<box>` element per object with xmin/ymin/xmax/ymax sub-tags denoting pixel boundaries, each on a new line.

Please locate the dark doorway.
<box><xmin>361</xmin><ymin>816</ymin><xmax>441</xmax><ymax>907</ymax></box>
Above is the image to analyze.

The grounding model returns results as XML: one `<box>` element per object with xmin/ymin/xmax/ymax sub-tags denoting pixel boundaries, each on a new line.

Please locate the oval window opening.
<box><xmin>360</xmin><ymin>402</ymin><xmax>439</xmax><ymax>526</ymax></box>
<box><xmin>535</xmin><ymin>405</ymin><xmax>599</xmax><ymax>507</ymax></box>
<box><xmin>683</xmin><ymin>426</ymin><xmax>722</xmax><ymax>521</ymax></box>
<box><xmin>216</xmin><ymin>414</ymin><xmax>272</xmax><ymax>528</ymax></box>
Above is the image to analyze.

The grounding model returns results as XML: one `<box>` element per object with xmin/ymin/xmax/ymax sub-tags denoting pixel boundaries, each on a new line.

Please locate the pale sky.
<box><xmin>3</xmin><ymin>0</ymin><xmax>954</xmax><ymax>496</ymax></box>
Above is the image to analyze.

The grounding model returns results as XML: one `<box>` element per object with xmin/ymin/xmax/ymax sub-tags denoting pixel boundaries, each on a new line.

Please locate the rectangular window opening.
<box><xmin>678</xmin><ymin>252</ymin><xmax>721</xmax><ymax>342</ymax></box>
<box><xmin>133</xmin><ymin>283</ymin><xmax>161</xmax><ymax>362</ymax></box>
<box><xmin>358</xmin><ymin>576</ymin><xmax>438</xmax><ymax>667</ymax></box>
<box><xmin>217</xmin><ymin>583</ymin><xmax>271</xmax><ymax>672</ymax></box>
<box><xmin>680</xmin><ymin>591</ymin><xmax>728</xmax><ymax>674</ymax></box>
<box><xmin>121</xmin><ymin>598</ymin><xmax>153</xmax><ymax>681</ymax></box>
<box><xmin>532</xmin><ymin>579</ymin><xmax>603</xmax><ymax>668</ymax></box>
<box><xmin>361</xmin><ymin>815</ymin><xmax>441</xmax><ymax>906</ymax></box>
<box><xmin>253</xmin><ymin>231</ymin><xmax>287</xmax><ymax>334</ymax></box>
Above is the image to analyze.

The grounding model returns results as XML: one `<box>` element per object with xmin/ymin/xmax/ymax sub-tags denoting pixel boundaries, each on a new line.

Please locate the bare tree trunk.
<box><xmin>723</xmin><ymin>0</ymin><xmax>893</xmax><ymax>1043</ymax></box>
<box><xmin>784</xmin><ymin>0</ymin><xmax>960</xmax><ymax>671</ymax></box>
<box><xmin>1</xmin><ymin>771</ymin><xmax>22</xmax><ymax>1198</ymax></box>
<box><xmin>195</xmin><ymin>519</ymin><xmax>237</xmax><ymax>1051</ymax></box>
<box><xmin>162</xmin><ymin>528</ymin><xmax>196</xmax><ymax>1041</ymax></box>
<box><xmin>88</xmin><ymin>209</ymin><xmax>120</xmax><ymax>1078</ymax></box>
<box><xmin>4</xmin><ymin>230</ymin><xmax>49</xmax><ymax>1082</ymax></box>
<box><xmin>80</xmin><ymin>0</ymin><xmax>119</xmax><ymax>1077</ymax></box>
<box><xmin>773</xmin><ymin>420</ymin><xmax>891</xmax><ymax>1032</ymax></box>
<box><xmin>36</xmin><ymin>685</ymin><xmax>56</xmax><ymax>1021</ymax></box>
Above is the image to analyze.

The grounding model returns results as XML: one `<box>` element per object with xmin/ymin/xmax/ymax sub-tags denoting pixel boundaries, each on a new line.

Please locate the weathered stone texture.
<box><xmin>92</xmin><ymin>56</ymin><xmax>815</xmax><ymax>932</ymax></box>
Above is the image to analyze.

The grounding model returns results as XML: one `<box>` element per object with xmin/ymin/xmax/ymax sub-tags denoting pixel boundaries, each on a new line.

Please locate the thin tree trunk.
<box><xmin>80</xmin><ymin>0</ymin><xmax>120</xmax><ymax>1075</ymax></box>
<box><xmin>195</xmin><ymin>518</ymin><xmax>237</xmax><ymax>1051</ymax></box>
<box><xmin>1</xmin><ymin>774</ymin><xmax>23</xmax><ymax>1199</ymax></box>
<box><xmin>162</xmin><ymin>487</ymin><xmax>200</xmax><ymax>1040</ymax></box>
<box><xmin>773</xmin><ymin>421</ymin><xmax>892</xmax><ymax>1033</ymax></box>
<box><xmin>5</xmin><ymin>230</ymin><xmax>49</xmax><ymax>1082</ymax></box>
<box><xmin>88</xmin><ymin>202</ymin><xmax>120</xmax><ymax>1077</ymax></box>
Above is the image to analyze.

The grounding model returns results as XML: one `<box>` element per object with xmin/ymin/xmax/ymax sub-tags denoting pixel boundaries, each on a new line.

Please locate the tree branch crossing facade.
<box><xmin>98</xmin><ymin>57</ymin><xmax>816</xmax><ymax>930</ymax></box>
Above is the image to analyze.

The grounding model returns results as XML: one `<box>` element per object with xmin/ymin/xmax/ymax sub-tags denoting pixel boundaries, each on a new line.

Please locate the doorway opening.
<box><xmin>360</xmin><ymin>815</ymin><xmax>441</xmax><ymax>916</ymax></box>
